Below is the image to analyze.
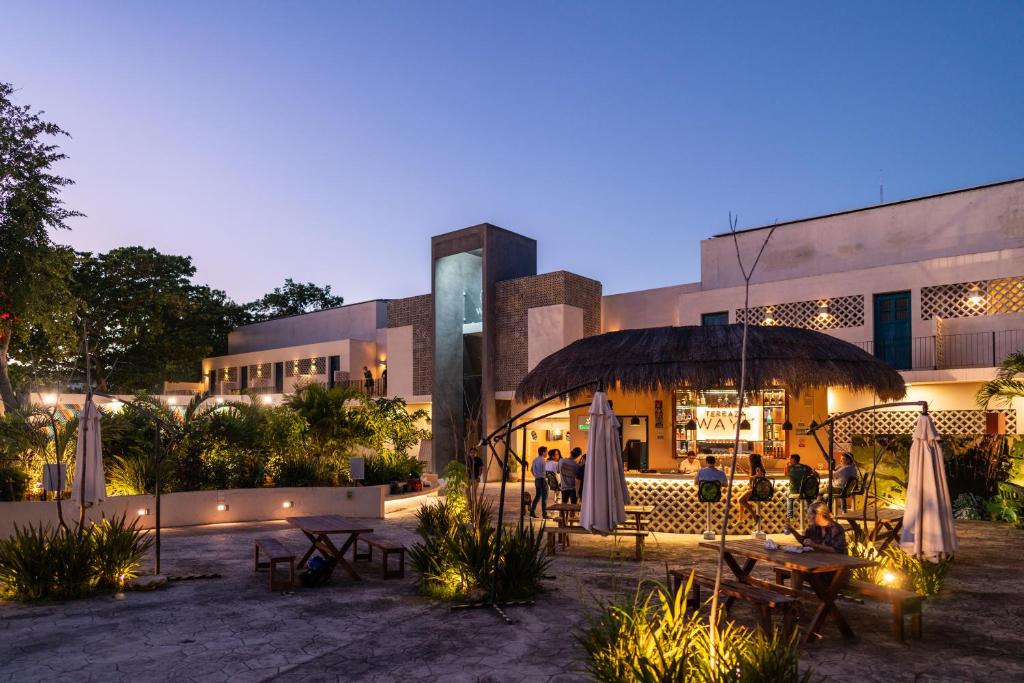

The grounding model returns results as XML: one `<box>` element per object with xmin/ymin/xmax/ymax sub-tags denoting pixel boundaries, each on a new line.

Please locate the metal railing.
<box><xmin>855</xmin><ymin>329</ymin><xmax>1024</xmax><ymax>371</ymax></box>
<box><xmin>342</xmin><ymin>378</ymin><xmax>388</xmax><ymax>397</ymax></box>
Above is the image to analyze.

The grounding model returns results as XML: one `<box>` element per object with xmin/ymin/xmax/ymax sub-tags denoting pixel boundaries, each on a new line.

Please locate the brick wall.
<box><xmin>387</xmin><ymin>294</ymin><xmax>434</xmax><ymax>396</ymax></box>
<box><xmin>494</xmin><ymin>271</ymin><xmax>602</xmax><ymax>392</ymax></box>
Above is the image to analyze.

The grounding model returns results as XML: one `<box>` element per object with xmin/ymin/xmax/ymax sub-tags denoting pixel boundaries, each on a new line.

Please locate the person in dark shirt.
<box><xmin>786</xmin><ymin>502</ymin><xmax>848</xmax><ymax>554</ymax></box>
<box><xmin>786</xmin><ymin>453</ymin><xmax>813</xmax><ymax>518</ymax></box>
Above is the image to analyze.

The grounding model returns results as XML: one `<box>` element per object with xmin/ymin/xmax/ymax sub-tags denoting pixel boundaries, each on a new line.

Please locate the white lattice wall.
<box><xmin>921</xmin><ymin>276</ymin><xmax>1024</xmax><ymax>319</ymax></box>
<box><xmin>626</xmin><ymin>478</ymin><xmax>790</xmax><ymax>534</ymax></box>
<box><xmin>285</xmin><ymin>357</ymin><xmax>326</xmax><ymax>377</ymax></box>
<box><xmin>829</xmin><ymin>409</ymin><xmax>1016</xmax><ymax>445</ymax></box>
<box><xmin>735</xmin><ymin>295</ymin><xmax>864</xmax><ymax>330</ymax></box>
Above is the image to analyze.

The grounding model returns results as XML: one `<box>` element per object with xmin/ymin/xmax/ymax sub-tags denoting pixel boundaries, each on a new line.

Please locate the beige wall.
<box><xmin>386</xmin><ymin>325</ymin><xmax>415</xmax><ymax>398</ymax></box>
<box><xmin>527</xmin><ymin>304</ymin><xmax>584</xmax><ymax>371</ymax></box>
<box><xmin>0</xmin><ymin>486</ymin><xmax>393</xmax><ymax>538</ymax></box>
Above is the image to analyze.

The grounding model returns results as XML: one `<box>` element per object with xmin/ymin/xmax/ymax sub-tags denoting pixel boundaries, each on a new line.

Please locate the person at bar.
<box><xmin>677</xmin><ymin>450</ymin><xmax>700</xmax><ymax>475</ymax></box>
<box><xmin>830</xmin><ymin>452</ymin><xmax>859</xmax><ymax>512</ymax></box>
<box><xmin>737</xmin><ymin>453</ymin><xmax>766</xmax><ymax>526</ymax></box>
<box><xmin>695</xmin><ymin>456</ymin><xmax>727</xmax><ymax>485</ymax></box>
<box><xmin>558</xmin><ymin>449</ymin><xmax>580</xmax><ymax>504</ymax></box>
<box><xmin>786</xmin><ymin>453</ymin><xmax>813</xmax><ymax>518</ymax></box>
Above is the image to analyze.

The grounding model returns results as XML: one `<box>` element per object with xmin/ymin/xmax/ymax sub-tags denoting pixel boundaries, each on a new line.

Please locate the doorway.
<box><xmin>620</xmin><ymin>416</ymin><xmax>649</xmax><ymax>471</ymax></box>
<box><xmin>873</xmin><ymin>291</ymin><xmax>912</xmax><ymax>370</ymax></box>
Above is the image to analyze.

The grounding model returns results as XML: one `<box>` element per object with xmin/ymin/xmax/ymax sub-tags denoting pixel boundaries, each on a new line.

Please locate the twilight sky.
<box><xmin>3</xmin><ymin>1</ymin><xmax>1023</xmax><ymax>304</ymax></box>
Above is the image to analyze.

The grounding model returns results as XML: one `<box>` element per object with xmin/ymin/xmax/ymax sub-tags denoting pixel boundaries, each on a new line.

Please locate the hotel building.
<box><xmin>199</xmin><ymin>177</ymin><xmax>1024</xmax><ymax>476</ymax></box>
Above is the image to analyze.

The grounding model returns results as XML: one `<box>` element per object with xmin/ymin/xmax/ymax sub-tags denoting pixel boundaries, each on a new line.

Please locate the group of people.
<box><xmin>678</xmin><ymin>448</ymin><xmax>860</xmax><ymax>553</ymax></box>
<box><xmin>528</xmin><ymin>446</ymin><xmax>586</xmax><ymax>518</ymax></box>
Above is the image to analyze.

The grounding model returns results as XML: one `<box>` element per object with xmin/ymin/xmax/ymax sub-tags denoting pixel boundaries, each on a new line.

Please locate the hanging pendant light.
<box><xmin>630</xmin><ymin>415</ymin><xmax>641</xmax><ymax>426</ymax></box>
<box><xmin>684</xmin><ymin>418</ymin><xmax>697</xmax><ymax>431</ymax></box>
<box><xmin>782</xmin><ymin>419</ymin><xmax>793</xmax><ymax>431</ymax></box>
<box><xmin>740</xmin><ymin>417</ymin><xmax>751</xmax><ymax>430</ymax></box>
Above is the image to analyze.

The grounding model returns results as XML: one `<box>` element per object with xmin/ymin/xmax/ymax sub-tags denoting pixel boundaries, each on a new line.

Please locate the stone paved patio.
<box><xmin>2</xmin><ymin>503</ymin><xmax>1023</xmax><ymax>682</ymax></box>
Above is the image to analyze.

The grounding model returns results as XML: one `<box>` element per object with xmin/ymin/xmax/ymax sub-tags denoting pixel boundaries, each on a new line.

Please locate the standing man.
<box><xmin>529</xmin><ymin>446</ymin><xmax>549</xmax><ymax>518</ymax></box>
<box><xmin>573</xmin><ymin>448</ymin><xmax>586</xmax><ymax>504</ymax></box>
<box><xmin>559</xmin><ymin>449</ymin><xmax>580</xmax><ymax>504</ymax></box>
<box><xmin>467</xmin><ymin>447</ymin><xmax>484</xmax><ymax>506</ymax></box>
<box><xmin>363</xmin><ymin>366</ymin><xmax>374</xmax><ymax>394</ymax></box>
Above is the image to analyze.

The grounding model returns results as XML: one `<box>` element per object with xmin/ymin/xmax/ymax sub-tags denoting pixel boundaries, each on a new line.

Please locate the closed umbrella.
<box><xmin>69</xmin><ymin>398</ymin><xmax>105</xmax><ymax>516</ymax></box>
<box><xmin>900</xmin><ymin>413</ymin><xmax>957</xmax><ymax>562</ymax></box>
<box><xmin>580</xmin><ymin>391</ymin><xmax>630</xmax><ymax>534</ymax></box>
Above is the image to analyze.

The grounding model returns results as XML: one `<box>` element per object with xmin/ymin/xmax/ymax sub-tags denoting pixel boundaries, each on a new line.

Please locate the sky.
<box><xmin>3</xmin><ymin>1</ymin><xmax>1023</xmax><ymax>304</ymax></box>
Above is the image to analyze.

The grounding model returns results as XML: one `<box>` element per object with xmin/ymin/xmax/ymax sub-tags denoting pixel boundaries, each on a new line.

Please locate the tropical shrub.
<box><xmin>578</xmin><ymin>580</ymin><xmax>819</xmax><ymax>683</ymax></box>
<box><xmin>848</xmin><ymin>541</ymin><xmax>952</xmax><ymax>596</ymax></box>
<box><xmin>270</xmin><ymin>452</ymin><xmax>341</xmax><ymax>487</ymax></box>
<box><xmin>0</xmin><ymin>515</ymin><xmax>152</xmax><ymax>601</ymax></box>
<box><xmin>494</xmin><ymin>522</ymin><xmax>550</xmax><ymax>601</ymax></box>
<box><xmin>363</xmin><ymin>451</ymin><xmax>424</xmax><ymax>486</ymax></box>
<box><xmin>0</xmin><ymin>466</ymin><xmax>30</xmax><ymax>501</ymax></box>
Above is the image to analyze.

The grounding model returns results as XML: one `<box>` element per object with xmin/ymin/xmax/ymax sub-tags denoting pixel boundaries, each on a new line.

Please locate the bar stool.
<box><xmin>698</xmin><ymin>480</ymin><xmax>723</xmax><ymax>540</ymax></box>
<box><xmin>794</xmin><ymin>473</ymin><xmax>820</xmax><ymax>529</ymax></box>
<box><xmin>748</xmin><ymin>476</ymin><xmax>775</xmax><ymax>540</ymax></box>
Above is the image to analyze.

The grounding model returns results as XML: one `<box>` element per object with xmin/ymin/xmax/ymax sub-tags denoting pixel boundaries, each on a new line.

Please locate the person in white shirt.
<box><xmin>678</xmin><ymin>450</ymin><xmax>700</xmax><ymax>475</ymax></box>
<box><xmin>695</xmin><ymin>456</ymin><xmax>728</xmax><ymax>485</ymax></box>
<box><xmin>529</xmin><ymin>446</ymin><xmax>549</xmax><ymax>518</ymax></box>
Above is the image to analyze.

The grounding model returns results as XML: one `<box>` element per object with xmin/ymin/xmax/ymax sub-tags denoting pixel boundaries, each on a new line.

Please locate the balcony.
<box><xmin>854</xmin><ymin>329</ymin><xmax>1024</xmax><ymax>371</ymax></box>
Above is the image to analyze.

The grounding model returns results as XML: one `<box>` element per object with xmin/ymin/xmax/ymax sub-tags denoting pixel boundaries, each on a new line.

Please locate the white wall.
<box><xmin>700</xmin><ymin>179</ymin><xmax>1024</xmax><ymax>290</ymax></box>
<box><xmin>227</xmin><ymin>300</ymin><xmax>387</xmax><ymax>354</ymax></box>
<box><xmin>527</xmin><ymin>304</ymin><xmax>585</xmax><ymax>371</ymax></box>
<box><xmin>0</xmin><ymin>486</ymin><xmax>391</xmax><ymax>538</ymax></box>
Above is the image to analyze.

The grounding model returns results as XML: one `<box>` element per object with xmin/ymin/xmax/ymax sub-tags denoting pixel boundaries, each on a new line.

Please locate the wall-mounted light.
<box><xmin>216</xmin><ymin>503</ymin><xmax>229</xmax><ymax>512</ymax></box>
<box><xmin>967</xmin><ymin>288</ymin><xmax>984</xmax><ymax>306</ymax></box>
<box><xmin>167</xmin><ymin>397</ymin><xmax>177</xmax><ymax>405</ymax></box>
<box><xmin>107</xmin><ymin>399</ymin><xmax>123</xmax><ymax>413</ymax></box>
<box><xmin>817</xmin><ymin>303</ymin><xmax>830</xmax><ymax>317</ymax></box>
<box><xmin>762</xmin><ymin>316</ymin><xmax>774</xmax><ymax>325</ymax></box>
<box><xmin>137</xmin><ymin>508</ymin><xmax>149</xmax><ymax>516</ymax></box>
<box><xmin>282</xmin><ymin>501</ymin><xmax>293</xmax><ymax>509</ymax></box>
<box><xmin>215</xmin><ymin>397</ymin><xmax>224</xmax><ymax>404</ymax></box>
<box><xmin>261</xmin><ymin>395</ymin><xmax>273</xmax><ymax>405</ymax></box>
<box><xmin>42</xmin><ymin>393</ymin><xmax>58</xmax><ymax>405</ymax></box>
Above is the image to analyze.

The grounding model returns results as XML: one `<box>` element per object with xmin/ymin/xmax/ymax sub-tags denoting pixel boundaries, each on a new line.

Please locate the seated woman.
<box><xmin>737</xmin><ymin>454</ymin><xmax>766</xmax><ymax>527</ymax></box>
<box><xmin>786</xmin><ymin>501</ymin><xmax>848</xmax><ymax>554</ymax></box>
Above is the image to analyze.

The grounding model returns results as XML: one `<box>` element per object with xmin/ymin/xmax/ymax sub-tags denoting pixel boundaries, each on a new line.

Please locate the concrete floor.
<box><xmin>2</xmin><ymin>502</ymin><xmax>1023</xmax><ymax>682</ymax></box>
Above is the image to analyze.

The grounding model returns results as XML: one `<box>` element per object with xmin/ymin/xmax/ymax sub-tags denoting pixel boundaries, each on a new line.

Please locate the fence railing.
<box><xmin>855</xmin><ymin>329</ymin><xmax>1024</xmax><ymax>370</ymax></box>
<box><xmin>342</xmin><ymin>378</ymin><xmax>387</xmax><ymax>397</ymax></box>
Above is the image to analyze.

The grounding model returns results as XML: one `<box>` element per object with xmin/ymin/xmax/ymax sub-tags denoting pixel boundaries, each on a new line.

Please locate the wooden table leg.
<box><xmin>316</xmin><ymin>533</ymin><xmax>363</xmax><ymax>580</ymax></box>
<box><xmin>804</xmin><ymin>569</ymin><xmax>855</xmax><ymax>642</ymax></box>
<box><xmin>722</xmin><ymin>553</ymin><xmax>756</xmax><ymax>611</ymax></box>
<box><xmin>297</xmin><ymin>531</ymin><xmax>318</xmax><ymax>568</ymax></box>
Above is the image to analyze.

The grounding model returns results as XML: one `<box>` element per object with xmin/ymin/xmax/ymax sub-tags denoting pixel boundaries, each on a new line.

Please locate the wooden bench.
<box><xmin>352</xmin><ymin>534</ymin><xmax>406</xmax><ymax>579</ymax></box>
<box><xmin>543</xmin><ymin>526</ymin><xmax>648</xmax><ymax>561</ymax></box>
<box><xmin>773</xmin><ymin>568</ymin><xmax>923</xmax><ymax>641</ymax></box>
<box><xmin>254</xmin><ymin>537</ymin><xmax>295</xmax><ymax>591</ymax></box>
<box><xmin>671</xmin><ymin>569</ymin><xmax>799</xmax><ymax>637</ymax></box>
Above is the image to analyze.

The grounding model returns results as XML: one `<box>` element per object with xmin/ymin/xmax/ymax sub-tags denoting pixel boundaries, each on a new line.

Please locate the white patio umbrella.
<box><xmin>580</xmin><ymin>391</ymin><xmax>630</xmax><ymax>534</ymax></box>
<box><xmin>899</xmin><ymin>413</ymin><xmax>958</xmax><ymax>562</ymax></box>
<box><xmin>69</xmin><ymin>397</ymin><xmax>106</xmax><ymax>514</ymax></box>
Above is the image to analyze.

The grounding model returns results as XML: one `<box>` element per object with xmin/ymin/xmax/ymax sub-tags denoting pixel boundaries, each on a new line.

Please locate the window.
<box><xmin>701</xmin><ymin>311</ymin><xmax>729</xmax><ymax>326</ymax></box>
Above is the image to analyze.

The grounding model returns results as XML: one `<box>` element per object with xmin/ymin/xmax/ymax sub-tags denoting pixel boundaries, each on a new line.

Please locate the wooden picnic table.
<box><xmin>549</xmin><ymin>502</ymin><xmax>655</xmax><ymax>528</ymax></box>
<box><xmin>286</xmin><ymin>515</ymin><xmax>375</xmax><ymax>581</ymax></box>
<box><xmin>699</xmin><ymin>538</ymin><xmax>875</xmax><ymax>642</ymax></box>
<box><xmin>836</xmin><ymin>508</ymin><xmax>904</xmax><ymax>550</ymax></box>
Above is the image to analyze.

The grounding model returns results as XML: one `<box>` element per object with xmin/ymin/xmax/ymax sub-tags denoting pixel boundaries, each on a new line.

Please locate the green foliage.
<box><xmin>285</xmin><ymin>383</ymin><xmax>366</xmax><ymax>457</ymax></box>
<box><xmin>0</xmin><ymin>515</ymin><xmax>152</xmax><ymax>601</ymax></box>
<box><xmin>441</xmin><ymin>459</ymin><xmax>469</xmax><ymax>500</ymax></box>
<box><xmin>245</xmin><ymin>278</ymin><xmax>343</xmax><ymax>321</ymax></box>
<box><xmin>363</xmin><ymin>451</ymin><xmax>424</xmax><ymax>485</ymax></box>
<box><xmin>578</xmin><ymin>580</ymin><xmax>819</xmax><ymax>683</ymax></box>
<box><xmin>0</xmin><ymin>466</ymin><xmax>30</xmax><ymax>501</ymax></box>
<box><xmin>494</xmin><ymin>522</ymin><xmax>551</xmax><ymax>601</ymax></box>
<box><xmin>270</xmin><ymin>452</ymin><xmax>342</xmax><ymax>487</ymax></box>
<box><xmin>952</xmin><ymin>492</ymin><xmax>983</xmax><ymax>520</ymax></box>
<box><xmin>848</xmin><ymin>541</ymin><xmax>952</xmax><ymax>596</ymax></box>
<box><xmin>976</xmin><ymin>351</ymin><xmax>1024</xmax><ymax>408</ymax></box>
<box><xmin>359</xmin><ymin>396</ymin><xmax>431</xmax><ymax>457</ymax></box>
<box><xmin>90</xmin><ymin>514</ymin><xmax>154</xmax><ymax>588</ymax></box>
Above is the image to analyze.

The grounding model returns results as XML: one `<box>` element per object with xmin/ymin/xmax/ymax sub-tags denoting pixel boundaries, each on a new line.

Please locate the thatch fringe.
<box><xmin>515</xmin><ymin>324</ymin><xmax>906</xmax><ymax>402</ymax></box>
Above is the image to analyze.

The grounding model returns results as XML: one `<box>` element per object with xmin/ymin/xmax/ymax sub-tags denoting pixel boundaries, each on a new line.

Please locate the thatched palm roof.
<box><xmin>515</xmin><ymin>324</ymin><xmax>905</xmax><ymax>402</ymax></box>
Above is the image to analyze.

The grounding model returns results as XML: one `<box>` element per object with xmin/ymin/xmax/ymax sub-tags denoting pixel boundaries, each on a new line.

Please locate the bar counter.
<box><xmin>624</xmin><ymin>472</ymin><xmax>791</xmax><ymax>534</ymax></box>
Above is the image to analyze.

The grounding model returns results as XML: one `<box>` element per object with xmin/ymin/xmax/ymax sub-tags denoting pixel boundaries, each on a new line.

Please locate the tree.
<box><xmin>359</xmin><ymin>396</ymin><xmax>431</xmax><ymax>456</ymax></box>
<box><xmin>73</xmin><ymin>247</ymin><xmax>246</xmax><ymax>392</ymax></box>
<box><xmin>976</xmin><ymin>351</ymin><xmax>1024</xmax><ymax>408</ymax></box>
<box><xmin>0</xmin><ymin>82</ymin><xmax>80</xmax><ymax>411</ymax></box>
<box><xmin>246</xmin><ymin>278</ymin><xmax>343</xmax><ymax>321</ymax></box>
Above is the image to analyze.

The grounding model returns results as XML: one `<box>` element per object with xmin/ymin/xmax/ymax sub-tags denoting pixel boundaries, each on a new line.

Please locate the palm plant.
<box><xmin>977</xmin><ymin>351</ymin><xmax>1024</xmax><ymax>407</ymax></box>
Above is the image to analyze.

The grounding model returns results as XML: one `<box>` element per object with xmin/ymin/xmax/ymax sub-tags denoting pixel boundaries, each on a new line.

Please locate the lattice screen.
<box><xmin>829</xmin><ymin>409</ymin><xmax>1016</xmax><ymax>445</ymax></box>
<box><xmin>219</xmin><ymin>367</ymin><xmax>238</xmax><ymax>382</ymax></box>
<box><xmin>248</xmin><ymin>363</ymin><xmax>273</xmax><ymax>390</ymax></box>
<box><xmin>626</xmin><ymin>480</ymin><xmax>790</xmax><ymax>534</ymax></box>
<box><xmin>285</xmin><ymin>357</ymin><xmax>326</xmax><ymax>377</ymax></box>
<box><xmin>921</xmin><ymin>276</ymin><xmax>1024</xmax><ymax>320</ymax></box>
<box><xmin>735</xmin><ymin>295</ymin><xmax>864</xmax><ymax>330</ymax></box>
